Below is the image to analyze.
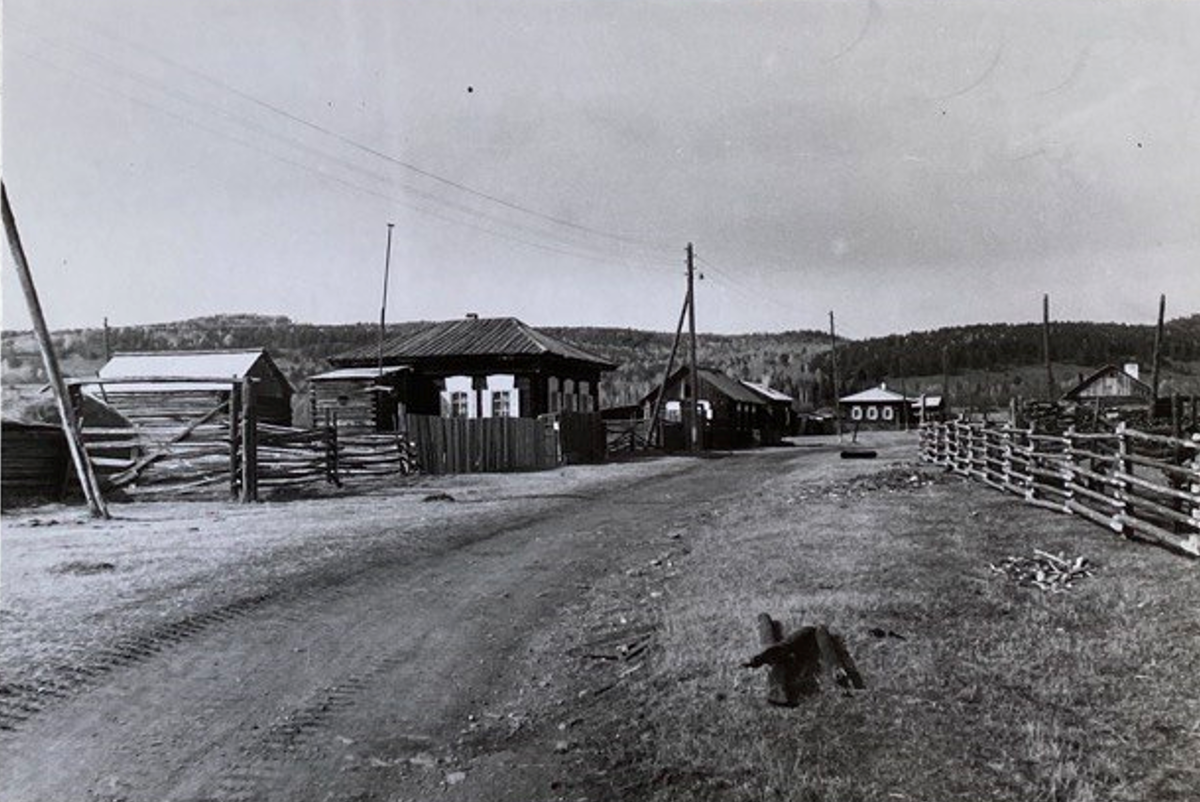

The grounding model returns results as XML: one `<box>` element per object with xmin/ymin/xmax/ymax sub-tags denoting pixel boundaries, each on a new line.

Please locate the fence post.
<box><xmin>1114</xmin><ymin>421</ymin><xmax>1129</xmax><ymax>534</ymax></box>
<box><xmin>1025</xmin><ymin>424</ymin><xmax>1038</xmax><ymax>503</ymax></box>
<box><xmin>325</xmin><ymin>408</ymin><xmax>341</xmax><ymax>486</ymax></box>
<box><xmin>240</xmin><ymin>378</ymin><xmax>258</xmax><ymax>502</ymax></box>
<box><xmin>1063</xmin><ymin>425</ymin><xmax>1077</xmax><ymax>514</ymax></box>
<box><xmin>962</xmin><ymin>416</ymin><xmax>973</xmax><ymax>477</ymax></box>
<box><xmin>229</xmin><ymin>383</ymin><xmax>241</xmax><ymax>499</ymax></box>
<box><xmin>1001</xmin><ymin>423</ymin><xmax>1013</xmax><ymax>492</ymax></box>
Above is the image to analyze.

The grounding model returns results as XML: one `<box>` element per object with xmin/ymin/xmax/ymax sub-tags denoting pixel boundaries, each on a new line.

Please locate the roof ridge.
<box><xmin>109</xmin><ymin>348</ymin><xmax>266</xmax><ymax>357</ymax></box>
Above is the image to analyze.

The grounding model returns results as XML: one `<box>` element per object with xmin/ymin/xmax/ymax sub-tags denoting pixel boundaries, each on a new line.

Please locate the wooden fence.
<box><xmin>405</xmin><ymin>414</ymin><xmax>558</xmax><ymax>474</ymax></box>
<box><xmin>919</xmin><ymin>418</ymin><xmax>1200</xmax><ymax>557</ymax></box>
<box><xmin>63</xmin><ymin>377</ymin><xmax>414</xmax><ymax>502</ymax></box>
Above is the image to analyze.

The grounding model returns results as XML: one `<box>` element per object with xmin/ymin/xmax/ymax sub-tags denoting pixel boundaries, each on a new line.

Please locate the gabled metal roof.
<box><xmin>100</xmin><ymin>349</ymin><xmax>266</xmax><ymax>380</ymax></box>
<box><xmin>1062</xmin><ymin>364</ymin><xmax>1153</xmax><ymax>400</ymax></box>
<box><xmin>839</xmin><ymin>385</ymin><xmax>908</xmax><ymax>403</ymax></box>
<box><xmin>333</xmin><ymin>317</ymin><xmax>616</xmax><ymax>369</ymax></box>
<box><xmin>642</xmin><ymin>366</ymin><xmax>766</xmax><ymax>406</ymax></box>
<box><xmin>741</xmin><ymin>380</ymin><xmax>794</xmax><ymax>403</ymax></box>
<box><xmin>91</xmin><ymin>349</ymin><xmax>291</xmax><ymax>392</ymax></box>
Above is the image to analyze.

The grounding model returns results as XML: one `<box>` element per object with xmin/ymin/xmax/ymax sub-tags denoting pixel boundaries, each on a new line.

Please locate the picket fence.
<box><xmin>919</xmin><ymin>418</ymin><xmax>1200</xmax><ymax>557</ymax></box>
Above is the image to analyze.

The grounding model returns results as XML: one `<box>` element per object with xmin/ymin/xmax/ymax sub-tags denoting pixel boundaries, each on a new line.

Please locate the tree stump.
<box><xmin>744</xmin><ymin>614</ymin><xmax>864</xmax><ymax>706</ymax></box>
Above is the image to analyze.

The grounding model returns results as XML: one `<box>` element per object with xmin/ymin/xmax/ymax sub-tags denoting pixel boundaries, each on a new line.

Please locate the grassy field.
<box><xmin>589</xmin><ymin>437</ymin><xmax>1200</xmax><ymax>801</ymax></box>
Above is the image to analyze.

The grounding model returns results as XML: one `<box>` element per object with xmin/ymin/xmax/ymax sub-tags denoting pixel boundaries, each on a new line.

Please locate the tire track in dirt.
<box><xmin>0</xmin><ymin>502</ymin><xmax>565</xmax><ymax>733</ymax></box>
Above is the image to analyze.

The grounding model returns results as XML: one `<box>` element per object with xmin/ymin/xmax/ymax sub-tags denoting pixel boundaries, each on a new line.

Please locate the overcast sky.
<box><xmin>3</xmin><ymin>0</ymin><xmax>1198</xmax><ymax>338</ymax></box>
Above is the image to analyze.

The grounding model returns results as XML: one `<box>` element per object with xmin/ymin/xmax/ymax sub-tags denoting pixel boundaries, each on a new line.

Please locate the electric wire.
<box><xmin>6</xmin><ymin>18</ymin><xmax>680</xmax><ymax>276</ymax></box>
<box><xmin>9</xmin><ymin>9</ymin><xmax>678</xmax><ymax>260</ymax></box>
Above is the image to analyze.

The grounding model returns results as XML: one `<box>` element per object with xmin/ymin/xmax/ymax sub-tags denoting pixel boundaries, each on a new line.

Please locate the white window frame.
<box><xmin>882</xmin><ymin>406</ymin><xmax>894</xmax><ymax>421</ymax></box>
<box><xmin>851</xmin><ymin>405</ymin><xmax>864</xmax><ymax>421</ymax></box>
<box><xmin>450</xmin><ymin>391</ymin><xmax>470</xmax><ymax>418</ymax></box>
<box><xmin>867</xmin><ymin>406</ymin><xmax>879</xmax><ymax>421</ymax></box>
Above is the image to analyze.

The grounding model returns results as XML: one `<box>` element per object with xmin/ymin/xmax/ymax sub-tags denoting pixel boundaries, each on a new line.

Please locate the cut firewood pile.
<box><xmin>988</xmin><ymin>550</ymin><xmax>1094</xmax><ymax>592</ymax></box>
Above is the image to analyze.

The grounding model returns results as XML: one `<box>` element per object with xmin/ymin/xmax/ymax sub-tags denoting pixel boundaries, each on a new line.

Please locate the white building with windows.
<box><xmin>838</xmin><ymin>384</ymin><xmax>910</xmax><ymax>428</ymax></box>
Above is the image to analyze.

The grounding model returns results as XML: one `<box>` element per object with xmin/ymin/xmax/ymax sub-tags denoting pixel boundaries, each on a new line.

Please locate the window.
<box><xmin>867</xmin><ymin>406</ymin><xmax>879</xmax><ymax>421</ymax></box>
<box><xmin>851</xmin><ymin>406</ymin><xmax>864</xmax><ymax>421</ymax></box>
<box><xmin>548</xmin><ymin>378</ymin><xmax>561</xmax><ymax>412</ymax></box>
<box><xmin>882</xmin><ymin>406</ymin><xmax>894</xmax><ymax>421</ymax></box>
<box><xmin>450</xmin><ymin>391</ymin><xmax>470</xmax><ymax>418</ymax></box>
<box><xmin>492</xmin><ymin>390</ymin><xmax>512</xmax><ymax>418</ymax></box>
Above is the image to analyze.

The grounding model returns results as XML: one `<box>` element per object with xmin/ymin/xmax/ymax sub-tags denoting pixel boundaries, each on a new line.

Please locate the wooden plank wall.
<box><xmin>1</xmin><ymin>423</ymin><xmax>69</xmax><ymax>503</ymax></box>
<box><xmin>405</xmin><ymin>414</ymin><xmax>559</xmax><ymax>475</ymax></box>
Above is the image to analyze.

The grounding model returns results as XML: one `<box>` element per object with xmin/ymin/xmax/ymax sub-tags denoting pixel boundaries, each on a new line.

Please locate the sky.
<box><xmin>2</xmin><ymin>0</ymin><xmax>1198</xmax><ymax>338</ymax></box>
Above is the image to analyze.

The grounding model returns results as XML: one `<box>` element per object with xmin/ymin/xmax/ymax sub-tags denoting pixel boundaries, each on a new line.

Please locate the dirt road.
<box><xmin>0</xmin><ymin>441</ymin><xmax>887</xmax><ymax>801</ymax></box>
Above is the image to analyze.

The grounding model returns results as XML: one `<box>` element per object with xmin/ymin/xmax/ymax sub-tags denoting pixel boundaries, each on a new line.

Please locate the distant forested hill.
<box><xmin>0</xmin><ymin>316</ymin><xmax>830</xmax><ymax>414</ymax></box>
<box><xmin>811</xmin><ymin>315</ymin><xmax>1200</xmax><ymax>407</ymax></box>
<box><xmin>3</xmin><ymin>313</ymin><xmax>1197</xmax><ymax>419</ymax></box>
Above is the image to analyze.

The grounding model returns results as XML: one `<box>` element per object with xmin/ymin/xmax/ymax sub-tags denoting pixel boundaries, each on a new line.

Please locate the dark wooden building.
<box><xmin>86</xmin><ymin>349</ymin><xmax>294</xmax><ymax>439</ymax></box>
<box><xmin>641</xmin><ymin>366</ymin><xmax>766</xmax><ymax>449</ymax></box>
<box><xmin>741</xmin><ymin>379</ymin><xmax>797</xmax><ymax>444</ymax></box>
<box><xmin>321</xmin><ymin>316</ymin><xmax>617</xmax><ymax>430</ymax></box>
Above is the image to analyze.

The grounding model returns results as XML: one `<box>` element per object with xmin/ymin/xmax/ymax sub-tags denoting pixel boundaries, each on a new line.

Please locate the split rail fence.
<box><xmin>920</xmin><ymin>418</ymin><xmax>1200</xmax><ymax>557</ymax></box>
<box><xmin>70</xmin><ymin>377</ymin><xmax>413</xmax><ymax>502</ymax></box>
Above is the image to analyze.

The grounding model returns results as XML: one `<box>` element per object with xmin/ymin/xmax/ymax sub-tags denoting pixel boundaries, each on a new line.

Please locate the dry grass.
<box><xmin>606</xmin><ymin>447</ymin><xmax>1200</xmax><ymax>801</ymax></box>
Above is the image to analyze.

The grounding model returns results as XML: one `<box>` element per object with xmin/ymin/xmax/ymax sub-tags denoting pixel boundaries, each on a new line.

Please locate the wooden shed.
<box><xmin>641</xmin><ymin>366</ymin><xmax>767</xmax><ymax>449</ymax></box>
<box><xmin>326</xmin><ymin>316</ymin><xmax>617</xmax><ymax>425</ymax></box>
<box><xmin>309</xmin><ymin>366</ymin><xmax>410</xmax><ymax>432</ymax></box>
<box><xmin>85</xmin><ymin>349</ymin><xmax>294</xmax><ymax>440</ymax></box>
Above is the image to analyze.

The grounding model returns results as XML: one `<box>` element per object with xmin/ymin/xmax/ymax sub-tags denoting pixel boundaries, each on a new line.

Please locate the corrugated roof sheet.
<box><xmin>99</xmin><ymin>350</ymin><xmax>267</xmax><ymax>380</ymax></box>
<box><xmin>741</xmin><ymin>380</ymin><xmax>794</xmax><ymax>403</ymax></box>
<box><xmin>89</xmin><ymin>349</ymin><xmax>280</xmax><ymax>392</ymax></box>
<box><xmin>309</xmin><ymin>366</ymin><xmax>410</xmax><ymax>381</ymax></box>
<box><xmin>839</xmin><ymin>386</ymin><xmax>908</xmax><ymax>403</ymax></box>
<box><xmin>334</xmin><ymin>317</ymin><xmax>616</xmax><ymax>369</ymax></box>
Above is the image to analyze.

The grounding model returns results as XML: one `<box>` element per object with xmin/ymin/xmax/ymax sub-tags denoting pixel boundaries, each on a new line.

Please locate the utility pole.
<box><xmin>2</xmin><ymin>183</ymin><xmax>109</xmax><ymax>518</ymax></box>
<box><xmin>941</xmin><ymin>345</ymin><xmax>950</xmax><ymax>417</ymax></box>
<box><xmin>1151</xmin><ymin>293</ymin><xmax>1166</xmax><ymax>401</ymax></box>
<box><xmin>686</xmin><ymin>242</ymin><xmax>700</xmax><ymax>452</ymax></box>
<box><xmin>377</xmin><ymin>222</ymin><xmax>395</xmax><ymax>377</ymax></box>
<box><xmin>1042</xmin><ymin>294</ymin><xmax>1055</xmax><ymax>401</ymax></box>
<box><xmin>102</xmin><ymin>317</ymin><xmax>111</xmax><ymax>362</ymax></box>
<box><xmin>829</xmin><ymin>310</ymin><xmax>842</xmax><ymax>443</ymax></box>
<box><xmin>646</xmin><ymin>292</ymin><xmax>690</xmax><ymax>448</ymax></box>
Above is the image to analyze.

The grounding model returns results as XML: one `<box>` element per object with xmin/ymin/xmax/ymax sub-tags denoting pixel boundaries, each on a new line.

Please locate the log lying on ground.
<box><xmin>743</xmin><ymin>614</ymin><xmax>864</xmax><ymax>706</ymax></box>
<box><xmin>840</xmin><ymin>448</ymin><xmax>877</xmax><ymax>459</ymax></box>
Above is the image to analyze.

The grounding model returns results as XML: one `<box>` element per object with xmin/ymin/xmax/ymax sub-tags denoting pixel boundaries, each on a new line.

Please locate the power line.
<box><xmin>9</xmin><ymin>9</ymin><xmax>678</xmax><ymax>260</ymax></box>
<box><xmin>6</xmin><ymin>20</ymin><xmax>679</xmax><ymax>274</ymax></box>
<box><xmin>8</xmin><ymin>43</ymin><xmax>679</xmax><ymax>279</ymax></box>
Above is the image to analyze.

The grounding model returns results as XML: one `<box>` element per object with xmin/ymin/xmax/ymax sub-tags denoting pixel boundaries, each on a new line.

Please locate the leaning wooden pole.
<box><xmin>647</xmin><ymin>291</ymin><xmax>690</xmax><ymax>448</ymax></box>
<box><xmin>2</xmin><ymin>183</ymin><xmax>109</xmax><ymax>518</ymax></box>
<box><xmin>1151</xmin><ymin>293</ymin><xmax>1166</xmax><ymax>402</ymax></box>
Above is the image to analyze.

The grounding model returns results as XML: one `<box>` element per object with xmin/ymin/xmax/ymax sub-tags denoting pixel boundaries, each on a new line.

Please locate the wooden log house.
<box><xmin>317</xmin><ymin>316</ymin><xmax>617</xmax><ymax>431</ymax></box>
